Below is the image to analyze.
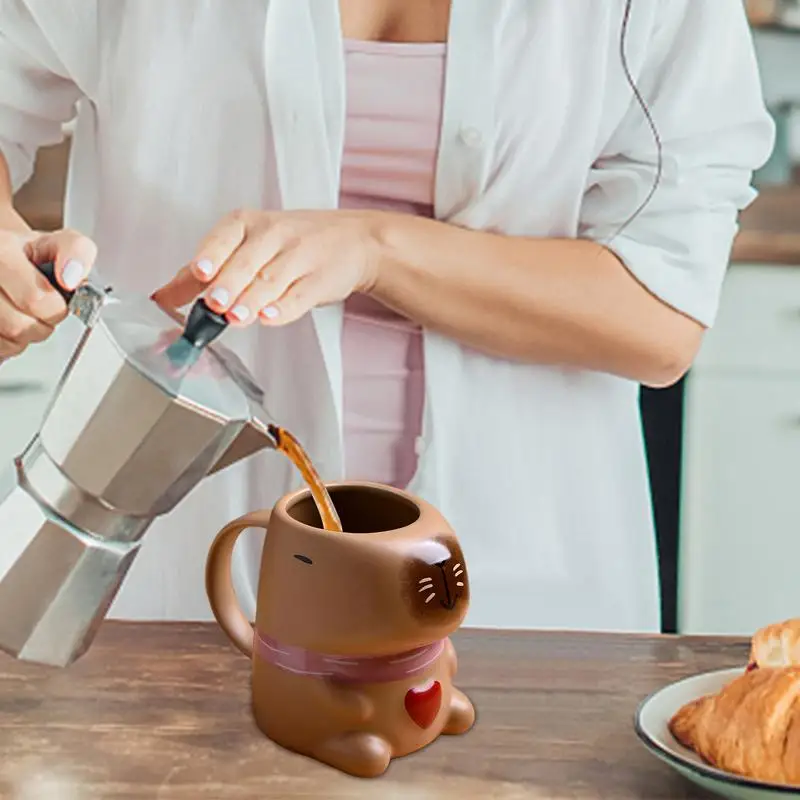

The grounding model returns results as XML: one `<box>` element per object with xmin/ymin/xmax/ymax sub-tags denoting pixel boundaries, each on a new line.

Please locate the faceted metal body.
<box><xmin>0</xmin><ymin>285</ymin><xmax>275</xmax><ymax>667</ymax></box>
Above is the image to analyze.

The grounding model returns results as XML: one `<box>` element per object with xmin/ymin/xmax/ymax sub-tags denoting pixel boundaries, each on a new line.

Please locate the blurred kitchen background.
<box><xmin>1</xmin><ymin>1</ymin><xmax>799</xmax><ymax>636</ymax></box>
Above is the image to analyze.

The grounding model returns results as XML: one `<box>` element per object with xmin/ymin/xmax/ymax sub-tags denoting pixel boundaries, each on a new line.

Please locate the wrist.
<box><xmin>360</xmin><ymin>209</ymin><xmax>411</xmax><ymax>297</ymax></box>
<box><xmin>0</xmin><ymin>205</ymin><xmax>33</xmax><ymax>236</ymax></box>
<box><xmin>353</xmin><ymin>209</ymin><xmax>386</xmax><ymax>294</ymax></box>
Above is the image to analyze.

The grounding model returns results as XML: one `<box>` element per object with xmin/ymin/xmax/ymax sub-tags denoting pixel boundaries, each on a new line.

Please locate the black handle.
<box><xmin>180</xmin><ymin>298</ymin><xmax>228</xmax><ymax>350</ymax></box>
<box><xmin>35</xmin><ymin>260</ymin><xmax>75</xmax><ymax>304</ymax></box>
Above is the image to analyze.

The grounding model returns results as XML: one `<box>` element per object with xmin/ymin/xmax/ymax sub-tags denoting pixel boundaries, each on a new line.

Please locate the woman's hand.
<box><xmin>0</xmin><ymin>227</ymin><xmax>96</xmax><ymax>359</ymax></box>
<box><xmin>152</xmin><ymin>209</ymin><xmax>382</xmax><ymax>326</ymax></box>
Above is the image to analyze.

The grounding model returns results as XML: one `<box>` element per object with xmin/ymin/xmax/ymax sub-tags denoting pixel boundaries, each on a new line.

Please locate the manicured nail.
<box><xmin>229</xmin><ymin>305</ymin><xmax>250</xmax><ymax>322</ymax></box>
<box><xmin>260</xmin><ymin>306</ymin><xmax>279</xmax><ymax>320</ymax></box>
<box><xmin>195</xmin><ymin>258</ymin><xmax>214</xmax><ymax>279</ymax></box>
<box><xmin>209</xmin><ymin>287</ymin><xmax>230</xmax><ymax>308</ymax></box>
<box><xmin>61</xmin><ymin>260</ymin><xmax>84</xmax><ymax>290</ymax></box>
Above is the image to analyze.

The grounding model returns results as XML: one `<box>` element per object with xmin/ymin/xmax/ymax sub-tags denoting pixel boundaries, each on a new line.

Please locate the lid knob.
<box><xmin>181</xmin><ymin>299</ymin><xmax>228</xmax><ymax>350</ymax></box>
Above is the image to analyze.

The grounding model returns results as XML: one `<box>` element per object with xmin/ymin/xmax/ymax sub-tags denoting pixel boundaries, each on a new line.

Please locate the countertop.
<box><xmin>13</xmin><ymin>140</ymin><xmax>800</xmax><ymax>266</ymax></box>
<box><xmin>734</xmin><ymin>184</ymin><xmax>800</xmax><ymax>265</ymax></box>
<box><xmin>0</xmin><ymin>622</ymin><xmax>747</xmax><ymax>799</ymax></box>
<box><xmin>746</xmin><ymin>0</ymin><xmax>800</xmax><ymax>32</ymax></box>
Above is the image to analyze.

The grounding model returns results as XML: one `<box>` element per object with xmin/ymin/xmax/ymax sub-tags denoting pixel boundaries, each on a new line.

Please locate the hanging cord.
<box><xmin>608</xmin><ymin>0</ymin><xmax>664</xmax><ymax>242</ymax></box>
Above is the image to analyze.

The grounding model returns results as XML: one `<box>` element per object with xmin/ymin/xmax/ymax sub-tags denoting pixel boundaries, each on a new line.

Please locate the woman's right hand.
<box><xmin>0</xmin><ymin>227</ymin><xmax>97</xmax><ymax>359</ymax></box>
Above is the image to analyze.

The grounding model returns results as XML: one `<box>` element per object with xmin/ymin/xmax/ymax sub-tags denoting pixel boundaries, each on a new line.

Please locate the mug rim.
<box><xmin>273</xmin><ymin>480</ymin><xmax>425</xmax><ymax>537</ymax></box>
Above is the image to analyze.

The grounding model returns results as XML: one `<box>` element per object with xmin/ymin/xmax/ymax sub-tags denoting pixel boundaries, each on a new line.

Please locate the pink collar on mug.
<box><xmin>254</xmin><ymin>629</ymin><xmax>446</xmax><ymax>684</ymax></box>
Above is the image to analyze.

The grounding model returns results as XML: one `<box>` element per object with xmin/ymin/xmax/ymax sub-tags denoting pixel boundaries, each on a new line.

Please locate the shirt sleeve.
<box><xmin>578</xmin><ymin>0</ymin><xmax>776</xmax><ymax>328</ymax></box>
<box><xmin>0</xmin><ymin>0</ymin><xmax>89</xmax><ymax>192</ymax></box>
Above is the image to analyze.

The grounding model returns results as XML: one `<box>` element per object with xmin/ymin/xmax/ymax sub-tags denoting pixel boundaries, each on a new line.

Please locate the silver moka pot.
<box><xmin>0</xmin><ymin>262</ymin><xmax>277</xmax><ymax>667</ymax></box>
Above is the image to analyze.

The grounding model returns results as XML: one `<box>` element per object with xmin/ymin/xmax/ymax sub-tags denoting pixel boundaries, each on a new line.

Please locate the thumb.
<box><xmin>26</xmin><ymin>229</ymin><xmax>98</xmax><ymax>292</ymax></box>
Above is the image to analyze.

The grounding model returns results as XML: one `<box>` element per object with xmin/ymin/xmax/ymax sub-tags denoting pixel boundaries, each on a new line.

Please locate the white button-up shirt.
<box><xmin>0</xmin><ymin>0</ymin><xmax>774</xmax><ymax>631</ymax></box>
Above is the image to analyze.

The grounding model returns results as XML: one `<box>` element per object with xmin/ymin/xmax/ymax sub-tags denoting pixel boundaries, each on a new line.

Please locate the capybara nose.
<box><xmin>404</xmin><ymin>537</ymin><xmax>468</xmax><ymax>619</ymax></box>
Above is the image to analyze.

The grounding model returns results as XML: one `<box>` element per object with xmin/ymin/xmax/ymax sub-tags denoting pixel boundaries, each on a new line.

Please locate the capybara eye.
<box><xmin>407</xmin><ymin>539</ymin><xmax>451</xmax><ymax>566</ymax></box>
<box><xmin>293</xmin><ymin>554</ymin><xmax>313</xmax><ymax>565</ymax></box>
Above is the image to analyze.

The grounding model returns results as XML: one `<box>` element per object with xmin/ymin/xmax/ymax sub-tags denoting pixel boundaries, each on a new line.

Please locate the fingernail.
<box><xmin>260</xmin><ymin>306</ymin><xmax>279</xmax><ymax>320</ymax></box>
<box><xmin>195</xmin><ymin>258</ymin><xmax>214</xmax><ymax>279</ymax></box>
<box><xmin>61</xmin><ymin>260</ymin><xmax>84</xmax><ymax>290</ymax></box>
<box><xmin>209</xmin><ymin>287</ymin><xmax>230</xmax><ymax>308</ymax></box>
<box><xmin>229</xmin><ymin>305</ymin><xmax>250</xmax><ymax>322</ymax></box>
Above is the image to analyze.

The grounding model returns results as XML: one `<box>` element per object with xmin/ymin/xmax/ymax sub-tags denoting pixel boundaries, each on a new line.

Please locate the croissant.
<box><xmin>669</xmin><ymin>666</ymin><xmax>800</xmax><ymax>786</ymax></box>
<box><xmin>750</xmin><ymin>619</ymin><xmax>800</xmax><ymax>668</ymax></box>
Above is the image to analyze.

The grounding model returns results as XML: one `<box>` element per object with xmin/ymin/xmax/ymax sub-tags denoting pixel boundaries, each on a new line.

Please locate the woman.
<box><xmin>0</xmin><ymin>0</ymin><xmax>774</xmax><ymax>631</ymax></box>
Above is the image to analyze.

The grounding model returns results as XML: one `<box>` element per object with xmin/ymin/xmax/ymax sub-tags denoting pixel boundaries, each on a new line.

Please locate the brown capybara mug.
<box><xmin>205</xmin><ymin>481</ymin><xmax>475</xmax><ymax>778</ymax></box>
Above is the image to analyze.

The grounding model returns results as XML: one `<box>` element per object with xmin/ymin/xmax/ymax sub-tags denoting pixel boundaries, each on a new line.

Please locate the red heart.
<box><xmin>404</xmin><ymin>680</ymin><xmax>442</xmax><ymax>729</ymax></box>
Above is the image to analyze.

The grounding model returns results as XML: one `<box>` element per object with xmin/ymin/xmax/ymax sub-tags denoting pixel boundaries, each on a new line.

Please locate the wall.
<box><xmin>753</xmin><ymin>29</ymin><xmax>800</xmax><ymax>162</ymax></box>
<box><xmin>755</xmin><ymin>29</ymin><xmax>800</xmax><ymax>103</ymax></box>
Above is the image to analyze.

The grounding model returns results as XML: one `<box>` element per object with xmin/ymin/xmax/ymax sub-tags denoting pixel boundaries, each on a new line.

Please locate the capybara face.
<box><xmin>259</xmin><ymin>519</ymin><xmax>469</xmax><ymax>657</ymax></box>
<box><xmin>400</xmin><ymin>535</ymin><xmax>469</xmax><ymax>623</ymax></box>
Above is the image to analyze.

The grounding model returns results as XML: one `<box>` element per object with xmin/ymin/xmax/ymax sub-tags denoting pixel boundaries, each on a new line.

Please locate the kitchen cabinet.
<box><xmin>747</xmin><ymin>0</ymin><xmax>800</xmax><ymax>32</ymax></box>
<box><xmin>678</xmin><ymin>263</ymin><xmax>800</xmax><ymax>635</ymax></box>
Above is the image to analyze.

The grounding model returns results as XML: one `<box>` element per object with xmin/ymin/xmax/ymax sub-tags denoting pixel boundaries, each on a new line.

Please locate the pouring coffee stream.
<box><xmin>0</xmin><ymin>261</ymin><xmax>340</xmax><ymax>669</ymax></box>
<box><xmin>266</xmin><ymin>426</ymin><xmax>342</xmax><ymax>534</ymax></box>
<box><xmin>163</xmin><ymin>297</ymin><xmax>341</xmax><ymax>531</ymax></box>
<box><xmin>162</xmin><ymin>297</ymin><xmax>341</xmax><ymax>533</ymax></box>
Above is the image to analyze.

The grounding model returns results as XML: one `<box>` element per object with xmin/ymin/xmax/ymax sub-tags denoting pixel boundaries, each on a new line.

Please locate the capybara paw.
<box><xmin>312</xmin><ymin>731</ymin><xmax>392</xmax><ymax>778</ymax></box>
<box><xmin>442</xmin><ymin>687</ymin><xmax>475</xmax><ymax>735</ymax></box>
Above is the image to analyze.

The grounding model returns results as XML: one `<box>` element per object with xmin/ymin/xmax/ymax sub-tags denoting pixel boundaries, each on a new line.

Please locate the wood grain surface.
<box><xmin>734</xmin><ymin>184</ymin><xmax>800</xmax><ymax>265</ymax></box>
<box><xmin>0</xmin><ymin>622</ymin><xmax>747</xmax><ymax>799</ymax></box>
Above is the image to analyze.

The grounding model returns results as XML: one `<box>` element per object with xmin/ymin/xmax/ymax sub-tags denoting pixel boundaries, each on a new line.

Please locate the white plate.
<box><xmin>635</xmin><ymin>667</ymin><xmax>800</xmax><ymax>799</ymax></box>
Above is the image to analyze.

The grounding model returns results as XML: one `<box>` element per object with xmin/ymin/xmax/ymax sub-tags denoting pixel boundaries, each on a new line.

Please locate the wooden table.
<box><xmin>0</xmin><ymin>623</ymin><xmax>747</xmax><ymax>799</ymax></box>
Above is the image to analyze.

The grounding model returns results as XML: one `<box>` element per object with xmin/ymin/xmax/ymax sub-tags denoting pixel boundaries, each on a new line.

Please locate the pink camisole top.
<box><xmin>339</xmin><ymin>39</ymin><xmax>446</xmax><ymax>489</ymax></box>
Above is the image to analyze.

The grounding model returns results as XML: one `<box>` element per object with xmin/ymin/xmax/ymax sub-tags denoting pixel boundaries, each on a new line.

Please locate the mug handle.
<box><xmin>205</xmin><ymin>510</ymin><xmax>270</xmax><ymax>657</ymax></box>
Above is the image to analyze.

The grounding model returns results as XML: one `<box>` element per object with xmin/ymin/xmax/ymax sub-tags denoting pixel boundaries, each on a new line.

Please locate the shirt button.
<box><xmin>414</xmin><ymin>436</ymin><xmax>427</xmax><ymax>456</ymax></box>
<box><xmin>459</xmin><ymin>126</ymin><xmax>483</xmax><ymax>148</ymax></box>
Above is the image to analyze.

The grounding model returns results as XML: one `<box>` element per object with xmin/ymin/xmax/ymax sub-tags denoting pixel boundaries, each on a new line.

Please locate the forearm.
<box><xmin>0</xmin><ymin>153</ymin><xmax>32</xmax><ymax>235</ymax></box>
<box><xmin>368</xmin><ymin>213</ymin><xmax>704</xmax><ymax>388</ymax></box>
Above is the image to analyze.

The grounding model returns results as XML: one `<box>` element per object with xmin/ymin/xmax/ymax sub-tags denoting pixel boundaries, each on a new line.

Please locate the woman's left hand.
<box><xmin>152</xmin><ymin>209</ymin><xmax>381</xmax><ymax>326</ymax></box>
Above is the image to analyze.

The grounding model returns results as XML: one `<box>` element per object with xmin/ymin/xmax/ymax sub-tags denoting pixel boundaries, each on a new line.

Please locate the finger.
<box><xmin>151</xmin><ymin>265</ymin><xmax>206</xmax><ymax>310</ymax></box>
<box><xmin>188</xmin><ymin>211</ymin><xmax>248</xmax><ymax>283</ymax></box>
<box><xmin>259</xmin><ymin>272</ymin><xmax>330</xmax><ymax>327</ymax></box>
<box><xmin>154</xmin><ymin>212</ymin><xmax>248</xmax><ymax>302</ymax></box>
<box><xmin>0</xmin><ymin>336</ymin><xmax>25</xmax><ymax>359</ymax></box>
<box><xmin>204</xmin><ymin>231</ymin><xmax>288</xmax><ymax>319</ymax></box>
<box><xmin>26</xmin><ymin>228</ymin><xmax>97</xmax><ymax>292</ymax></box>
<box><xmin>0</xmin><ymin>290</ymin><xmax>53</xmax><ymax>347</ymax></box>
<box><xmin>223</xmin><ymin>249</ymin><xmax>310</xmax><ymax>326</ymax></box>
<box><xmin>0</xmin><ymin>239</ymin><xmax>68</xmax><ymax>325</ymax></box>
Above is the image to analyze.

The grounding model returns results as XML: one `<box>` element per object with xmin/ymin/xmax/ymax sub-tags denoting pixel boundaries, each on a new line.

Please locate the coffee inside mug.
<box><xmin>286</xmin><ymin>484</ymin><xmax>420</xmax><ymax>533</ymax></box>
